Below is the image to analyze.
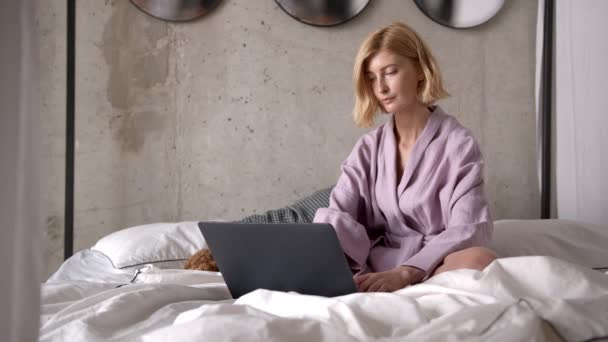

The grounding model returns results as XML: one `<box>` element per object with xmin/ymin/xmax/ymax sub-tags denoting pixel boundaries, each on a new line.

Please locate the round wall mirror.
<box><xmin>414</xmin><ymin>0</ymin><xmax>504</xmax><ymax>29</ymax></box>
<box><xmin>275</xmin><ymin>0</ymin><xmax>370</xmax><ymax>27</ymax></box>
<box><xmin>130</xmin><ymin>0</ymin><xmax>222</xmax><ymax>22</ymax></box>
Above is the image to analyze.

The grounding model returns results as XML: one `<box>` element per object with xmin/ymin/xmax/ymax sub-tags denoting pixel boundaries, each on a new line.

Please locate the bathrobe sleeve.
<box><xmin>313</xmin><ymin>137</ymin><xmax>376</xmax><ymax>272</ymax></box>
<box><xmin>402</xmin><ymin>130</ymin><xmax>493</xmax><ymax>274</ymax></box>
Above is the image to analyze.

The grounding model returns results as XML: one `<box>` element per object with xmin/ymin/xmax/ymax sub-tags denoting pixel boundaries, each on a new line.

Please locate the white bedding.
<box><xmin>40</xmin><ymin>256</ymin><xmax>608</xmax><ymax>342</ymax></box>
<box><xmin>47</xmin><ymin>249</ymin><xmax>137</xmax><ymax>284</ymax></box>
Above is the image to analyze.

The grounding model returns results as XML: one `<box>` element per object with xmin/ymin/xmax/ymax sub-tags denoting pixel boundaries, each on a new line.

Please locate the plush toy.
<box><xmin>183</xmin><ymin>248</ymin><xmax>219</xmax><ymax>272</ymax></box>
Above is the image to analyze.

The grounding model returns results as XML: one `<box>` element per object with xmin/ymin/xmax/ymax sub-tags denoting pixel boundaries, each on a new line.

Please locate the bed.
<box><xmin>40</xmin><ymin>216</ymin><xmax>608</xmax><ymax>342</ymax></box>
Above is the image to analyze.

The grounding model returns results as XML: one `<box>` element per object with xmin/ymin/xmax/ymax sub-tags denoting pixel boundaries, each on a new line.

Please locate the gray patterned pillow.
<box><xmin>240</xmin><ymin>187</ymin><xmax>333</xmax><ymax>224</ymax></box>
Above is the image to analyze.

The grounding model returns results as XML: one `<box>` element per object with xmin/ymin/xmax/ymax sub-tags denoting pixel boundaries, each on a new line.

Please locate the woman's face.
<box><xmin>365</xmin><ymin>49</ymin><xmax>422</xmax><ymax>114</ymax></box>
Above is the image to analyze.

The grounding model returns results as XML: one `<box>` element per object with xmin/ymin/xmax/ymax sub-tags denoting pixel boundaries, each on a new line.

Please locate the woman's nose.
<box><xmin>377</xmin><ymin>79</ymin><xmax>388</xmax><ymax>94</ymax></box>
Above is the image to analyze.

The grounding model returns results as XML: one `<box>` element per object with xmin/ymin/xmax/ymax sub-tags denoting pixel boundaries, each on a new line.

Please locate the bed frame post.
<box><xmin>540</xmin><ymin>0</ymin><xmax>554</xmax><ymax>219</ymax></box>
<box><xmin>64</xmin><ymin>0</ymin><xmax>76</xmax><ymax>260</ymax></box>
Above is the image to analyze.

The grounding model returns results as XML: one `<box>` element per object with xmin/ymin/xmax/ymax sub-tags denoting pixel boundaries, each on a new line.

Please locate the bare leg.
<box><xmin>432</xmin><ymin>247</ymin><xmax>497</xmax><ymax>277</ymax></box>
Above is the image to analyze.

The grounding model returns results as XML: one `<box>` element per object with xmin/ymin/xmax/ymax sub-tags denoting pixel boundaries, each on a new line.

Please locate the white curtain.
<box><xmin>539</xmin><ymin>0</ymin><xmax>608</xmax><ymax>225</ymax></box>
<box><xmin>0</xmin><ymin>0</ymin><xmax>42</xmax><ymax>341</ymax></box>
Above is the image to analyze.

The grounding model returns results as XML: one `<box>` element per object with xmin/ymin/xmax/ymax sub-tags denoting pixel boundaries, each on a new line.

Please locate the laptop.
<box><xmin>197</xmin><ymin>222</ymin><xmax>358</xmax><ymax>298</ymax></box>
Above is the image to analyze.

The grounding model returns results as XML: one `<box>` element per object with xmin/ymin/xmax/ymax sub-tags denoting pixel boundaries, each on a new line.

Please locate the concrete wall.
<box><xmin>38</xmin><ymin>0</ymin><xmax>539</xmax><ymax>278</ymax></box>
<box><xmin>37</xmin><ymin>0</ymin><xmax>66</xmax><ymax>277</ymax></box>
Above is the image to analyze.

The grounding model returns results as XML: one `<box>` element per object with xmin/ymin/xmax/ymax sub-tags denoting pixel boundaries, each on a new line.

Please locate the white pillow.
<box><xmin>491</xmin><ymin>219</ymin><xmax>608</xmax><ymax>269</ymax></box>
<box><xmin>93</xmin><ymin>219</ymin><xmax>608</xmax><ymax>270</ymax></box>
<box><xmin>91</xmin><ymin>221</ymin><xmax>206</xmax><ymax>269</ymax></box>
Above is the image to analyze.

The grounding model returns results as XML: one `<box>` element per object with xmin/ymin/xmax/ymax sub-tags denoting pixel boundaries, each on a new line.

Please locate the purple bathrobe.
<box><xmin>313</xmin><ymin>106</ymin><xmax>492</xmax><ymax>275</ymax></box>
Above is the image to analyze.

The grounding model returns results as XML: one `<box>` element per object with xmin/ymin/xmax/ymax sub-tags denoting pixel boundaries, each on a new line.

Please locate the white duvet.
<box><xmin>40</xmin><ymin>256</ymin><xmax>608</xmax><ymax>342</ymax></box>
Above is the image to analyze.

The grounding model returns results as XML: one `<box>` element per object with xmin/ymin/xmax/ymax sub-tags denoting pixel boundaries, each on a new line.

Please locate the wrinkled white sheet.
<box><xmin>40</xmin><ymin>256</ymin><xmax>608</xmax><ymax>342</ymax></box>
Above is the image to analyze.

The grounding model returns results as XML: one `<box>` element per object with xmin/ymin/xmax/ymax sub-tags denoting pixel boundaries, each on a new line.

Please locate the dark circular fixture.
<box><xmin>414</xmin><ymin>0</ymin><xmax>504</xmax><ymax>29</ymax></box>
<box><xmin>130</xmin><ymin>0</ymin><xmax>222</xmax><ymax>22</ymax></box>
<box><xmin>275</xmin><ymin>0</ymin><xmax>370</xmax><ymax>27</ymax></box>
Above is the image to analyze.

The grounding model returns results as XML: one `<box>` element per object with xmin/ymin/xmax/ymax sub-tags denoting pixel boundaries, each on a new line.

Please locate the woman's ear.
<box><xmin>417</xmin><ymin>70</ymin><xmax>425</xmax><ymax>86</ymax></box>
<box><xmin>417</xmin><ymin>67</ymin><xmax>425</xmax><ymax>81</ymax></box>
<box><xmin>414</xmin><ymin>62</ymin><xmax>425</xmax><ymax>81</ymax></box>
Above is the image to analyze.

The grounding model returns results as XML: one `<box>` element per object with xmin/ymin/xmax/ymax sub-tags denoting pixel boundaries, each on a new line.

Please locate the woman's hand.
<box><xmin>354</xmin><ymin>266</ymin><xmax>426</xmax><ymax>292</ymax></box>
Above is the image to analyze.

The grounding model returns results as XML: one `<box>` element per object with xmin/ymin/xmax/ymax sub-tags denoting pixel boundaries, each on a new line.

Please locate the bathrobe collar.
<box><xmin>385</xmin><ymin>106</ymin><xmax>446</xmax><ymax>198</ymax></box>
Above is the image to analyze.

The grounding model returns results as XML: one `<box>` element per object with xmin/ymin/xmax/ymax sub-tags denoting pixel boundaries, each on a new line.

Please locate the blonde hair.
<box><xmin>353</xmin><ymin>22</ymin><xmax>449</xmax><ymax>128</ymax></box>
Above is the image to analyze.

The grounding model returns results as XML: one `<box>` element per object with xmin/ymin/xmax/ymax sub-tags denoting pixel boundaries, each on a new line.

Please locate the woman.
<box><xmin>313</xmin><ymin>22</ymin><xmax>497</xmax><ymax>293</ymax></box>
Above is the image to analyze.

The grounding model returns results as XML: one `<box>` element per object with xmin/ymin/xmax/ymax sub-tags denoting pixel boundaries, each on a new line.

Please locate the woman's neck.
<box><xmin>393</xmin><ymin>103</ymin><xmax>432</xmax><ymax>148</ymax></box>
